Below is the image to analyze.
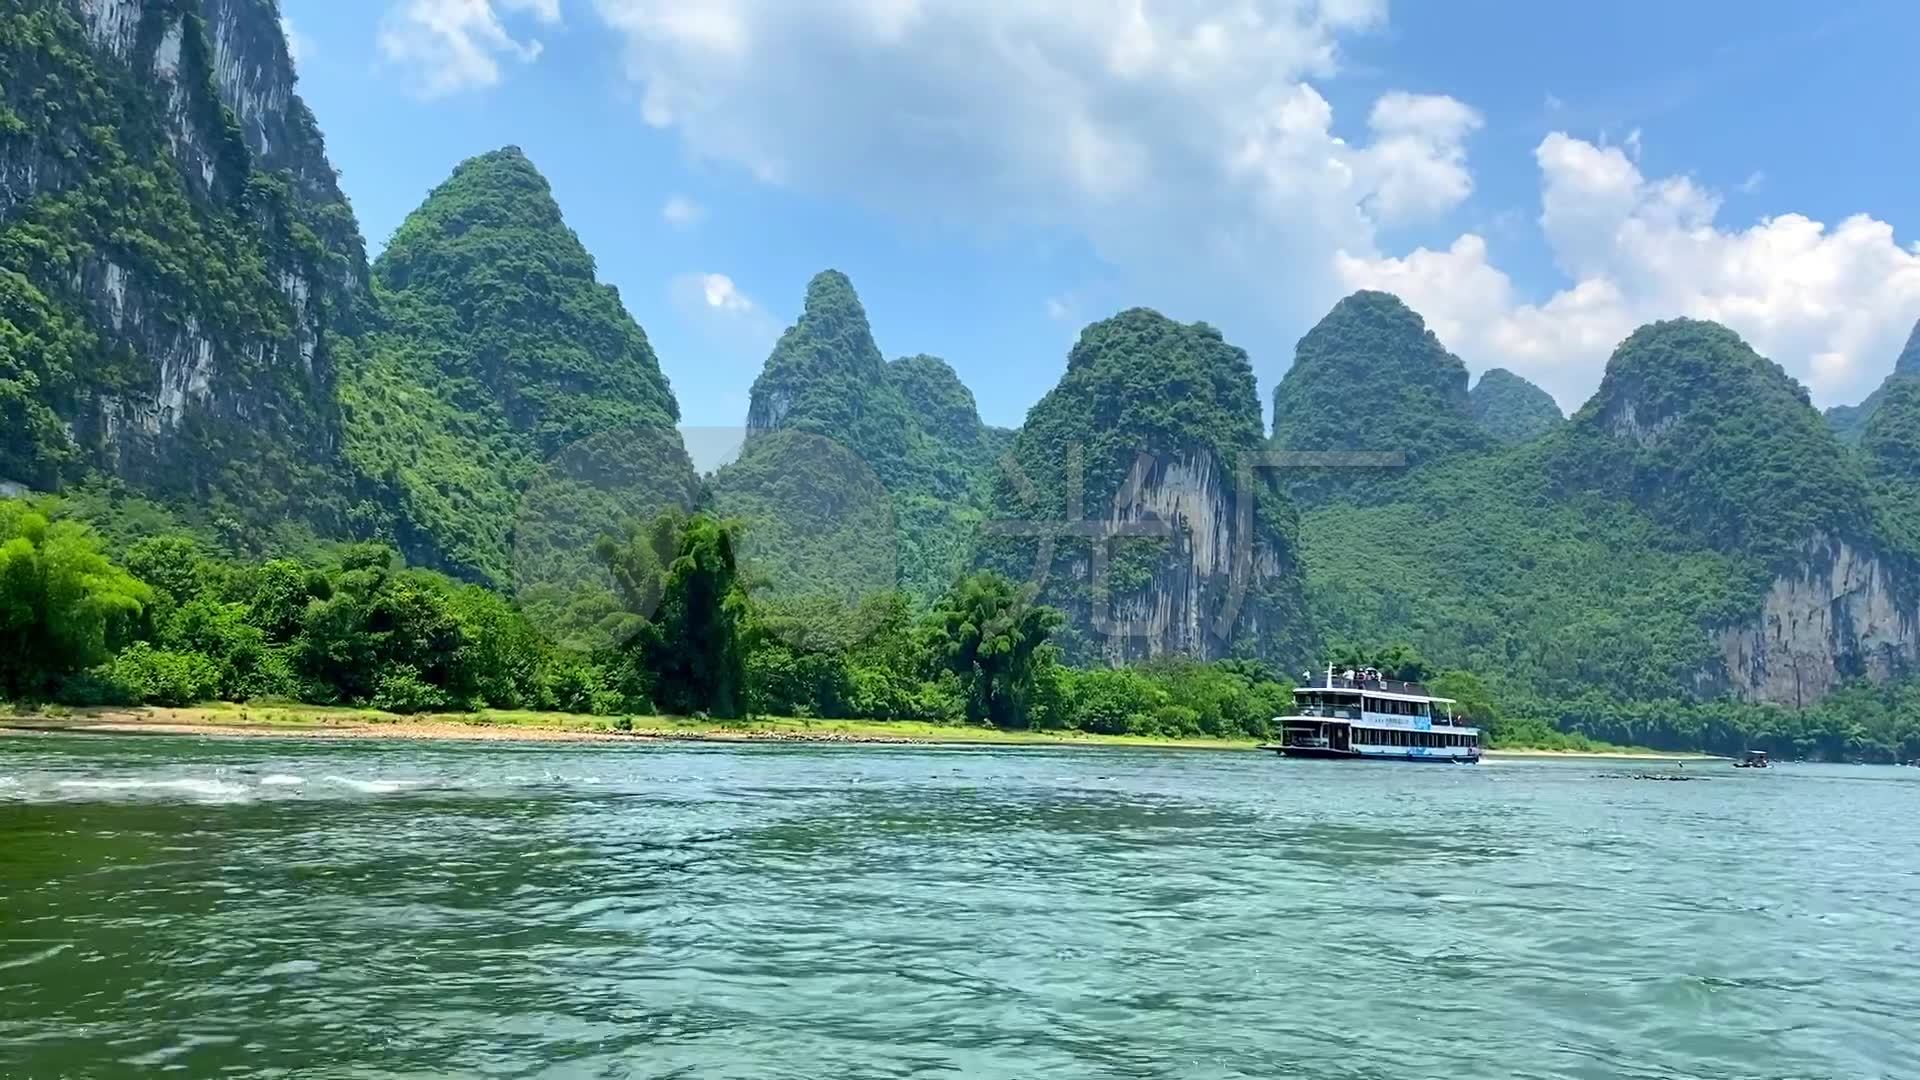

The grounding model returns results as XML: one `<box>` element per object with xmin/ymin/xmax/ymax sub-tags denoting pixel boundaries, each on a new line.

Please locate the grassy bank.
<box><xmin>2</xmin><ymin>702</ymin><xmax>1724</xmax><ymax>758</ymax></box>
<box><xmin>0</xmin><ymin>702</ymin><xmax>1262</xmax><ymax>751</ymax></box>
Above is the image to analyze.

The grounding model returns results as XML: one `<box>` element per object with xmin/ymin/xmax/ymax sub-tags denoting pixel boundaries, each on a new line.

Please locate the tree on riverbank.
<box><xmin>5</xmin><ymin>493</ymin><xmax>1918</xmax><ymax>758</ymax></box>
<box><xmin>599</xmin><ymin>510</ymin><xmax>751</xmax><ymax>719</ymax></box>
<box><xmin>0</xmin><ymin>500</ymin><xmax>150</xmax><ymax>699</ymax></box>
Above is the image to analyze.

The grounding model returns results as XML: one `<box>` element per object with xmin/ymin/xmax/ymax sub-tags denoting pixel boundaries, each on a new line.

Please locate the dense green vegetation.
<box><xmin>1554</xmin><ymin>319</ymin><xmax>1885</xmax><ymax>572</ymax></box>
<box><xmin>12</xmin><ymin>7</ymin><xmax>1920</xmax><ymax>761</ymax></box>
<box><xmin>1470</xmin><ymin>368</ymin><xmax>1564</xmax><ymax>444</ymax></box>
<box><xmin>1</xmin><ymin>495</ymin><xmax>1305</xmax><ymax>741</ymax></box>
<box><xmin>1827</xmin><ymin>320</ymin><xmax>1920</xmax><ymax>443</ymax></box>
<box><xmin>340</xmin><ymin>148</ymin><xmax>695</xmax><ymax>586</ymax></box>
<box><xmin>715</xmin><ymin>272</ymin><xmax>1001</xmax><ymax>604</ymax></box>
<box><xmin>1301</xmin><ymin>307</ymin><xmax>1920</xmax><ymax>761</ymax></box>
<box><xmin>1270</xmin><ymin>291</ymin><xmax>1490</xmax><ymax>500</ymax></box>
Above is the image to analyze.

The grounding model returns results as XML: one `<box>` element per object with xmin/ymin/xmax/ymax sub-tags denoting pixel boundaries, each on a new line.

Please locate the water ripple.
<box><xmin>1</xmin><ymin>740</ymin><xmax>1916</xmax><ymax>1078</ymax></box>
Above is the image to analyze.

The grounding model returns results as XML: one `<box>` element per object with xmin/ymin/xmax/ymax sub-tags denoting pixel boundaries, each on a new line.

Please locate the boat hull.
<box><xmin>1274</xmin><ymin>745</ymin><xmax>1362</xmax><ymax>761</ymax></box>
<box><xmin>1272</xmin><ymin>745</ymin><xmax>1479</xmax><ymax>764</ymax></box>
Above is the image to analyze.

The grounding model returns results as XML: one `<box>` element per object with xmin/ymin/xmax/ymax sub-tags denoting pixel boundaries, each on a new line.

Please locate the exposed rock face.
<box><xmin>983</xmin><ymin>308</ymin><xmax>1308</xmax><ymax>666</ymax></box>
<box><xmin>1039</xmin><ymin>448</ymin><xmax>1296</xmax><ymax>666</ymax></box>
<box><xmin>2</xmin><ymin>0</ymin><xmax>364</xmax><ymax>511</ymax></box>
<box><xmin>1712</xmin><ymin>536</ymin><xmax>1920</xmax><ymax>706</ymax></box>
<box><xmin>1557</xmin><ymin>319</ymin><xmax>1916</xmax><ymax>707</ymax></box>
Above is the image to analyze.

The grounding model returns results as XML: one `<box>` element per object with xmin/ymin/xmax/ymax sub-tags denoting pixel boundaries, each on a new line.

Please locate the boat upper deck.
<box><xmin>1295</xmin><ymin>673</ymin><xmax>1454</xmax><ymax>705</ymax></box>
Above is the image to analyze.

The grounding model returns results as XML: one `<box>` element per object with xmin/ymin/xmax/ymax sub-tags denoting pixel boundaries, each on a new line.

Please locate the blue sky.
<box><xmin>280</xmin><ymin>0</ymin><xmax>1920</xmax><ymax>428</ymax></box>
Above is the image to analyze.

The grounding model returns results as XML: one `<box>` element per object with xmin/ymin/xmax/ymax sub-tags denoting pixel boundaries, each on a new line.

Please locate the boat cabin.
<box><xmin>1270</xmin><ymin>665</ymin><xmax>1481</xmax><ymax>764</ymax></box>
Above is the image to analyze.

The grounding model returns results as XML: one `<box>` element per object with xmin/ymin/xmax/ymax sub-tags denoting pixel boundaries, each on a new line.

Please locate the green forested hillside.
<box><xmin>339</xmin><ymin>148</ymin><xmax>696</xmax><ymax>587</ymax></box>
<box><xmin>715</xmin><ymin>272</ymin><xmax>1000</xmax><ymax>602</ymax></box>
<box><xmin>1554</xmin><ymin>319</ymin><xmax>1883</xmax><ymax>571</ymax></box>
<box><xmin>1861</xmin><ymin>375</ymin><xmax>1920</xmax><ymax>552</ymax></box>
<box><xmin>1271</xmin><ymin>291</ymin><xmax>1490</xmax><ymax>500</ymax></box>
<box><xmin>1304</xmin><ymin>314</ymin><xmax>1920</xmax><ymax>757</ymax></box>
<box><xmin>6</xmin><ymin>4</ymin><xmax>1918</xmax><ymax>759</ymax></box>
<box><xmin>1470</xmin><ymin>368</ymin><xmax>1564</xmax><ymax>444</ymax></box>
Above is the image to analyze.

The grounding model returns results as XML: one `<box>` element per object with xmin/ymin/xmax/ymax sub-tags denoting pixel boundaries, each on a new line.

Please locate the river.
<box><xmin>1</xmin><ymin>736</ymin><xmax>1913</xmax><ymax>1078</ymax></box>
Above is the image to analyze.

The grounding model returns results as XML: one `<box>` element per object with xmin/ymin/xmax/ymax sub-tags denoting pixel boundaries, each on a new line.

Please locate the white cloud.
<box><xmin>689</xmin><ymin>272</ymin><xmax>755</xmax><ymax>314</ymax></box>
<box><xmin>281</xmin><ymin>15</ymin><xmax>311</xmax><ymax>66</ymax></box>
<box><xmin>670</xmin><ymin>271</ymin><xmax>776</xmax><ymax>331</ymax></box>
<box><xmin>661</xmin><ymin>194</ymin><xmax>705</xmax><ymax>228</ymax></box>
<box><xmin>668</xmin><ymin>272</ymin><xmax>783</xmax><ymax>384</ymax></box>
<box><xmin>1337</xmin><ymin>133</ymin><xmax>1920</xmax><ymax>408</ymax></box>
<box><xmin>379</xmin><ymin>0</ymin><xmax>561</xmax><ymax>98</ymax></box>
<box><xmin>588</xmin><ymin>0</ymin><xmax>1477</xmax><ymax>337</ymax></box>
<box><xmin>1356</xmin><ymin>92</ymin><xmax>1483</xmax><ymax>226</ymax></box>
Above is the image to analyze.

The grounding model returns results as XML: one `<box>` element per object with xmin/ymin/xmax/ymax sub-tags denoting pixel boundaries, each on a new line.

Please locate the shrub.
<box><xmin>107</xmin><ymin>643</ymin><xmax>222</xmax><ymax>707</ymax></box>
<box><xmin>370</xmin><ymin>664</ymin><xmax>454</xmax><ymax>714</ymax></box>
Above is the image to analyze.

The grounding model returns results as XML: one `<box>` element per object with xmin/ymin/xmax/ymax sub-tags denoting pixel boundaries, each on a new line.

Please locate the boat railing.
<box><xmin>1298</xmin><ymin>673</ymin><xmax>1433</xmax><ymax>696</ymax></box>
<box><xmin>1291</xmin><ymin>705</ymin><xmax>1360</xmax><ymax>720</ymax></box>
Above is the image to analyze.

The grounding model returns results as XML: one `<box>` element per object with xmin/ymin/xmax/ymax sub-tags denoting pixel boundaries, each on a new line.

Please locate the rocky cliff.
<box><xmin>1712</xmin><ymin>535</ymin><xmax>1920</xmax><ymax>706</ymax></box>
<box><xmin>1565</xmin><ymin>319</ymin><xmax>1920</xmax><ymax>704</ymax></box>
<box><xmin>982</xmin><ymin>308</ymin><xmax>1309</xmax><ymax>666</ymax></box>
<box><xmin>1</xmin><ymin>0</ymin><xmax>365</xmax><ymax>524</ymax></box>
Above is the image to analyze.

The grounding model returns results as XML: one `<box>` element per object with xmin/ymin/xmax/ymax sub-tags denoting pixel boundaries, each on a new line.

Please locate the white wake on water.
<box><xmin>56</xmin><ymin>777</ymin><xmax>249</xmax><ymax>799</ymax></box>
<box><xmin>322</xmin><ymin>775</ymin><xmax>417</xmax><ymax>794</ymax></box>
<box><xmin>257</xmin><ymin>774</ymin><xmax>305</xmax><ymax>787</ymax></box>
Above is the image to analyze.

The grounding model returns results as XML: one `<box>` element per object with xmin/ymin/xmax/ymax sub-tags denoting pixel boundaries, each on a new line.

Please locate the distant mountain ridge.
<box><xmin>10</xmin><ymin>5</ymin><xmax>1920</xmax><ymax>722</ymax></box>
<box><xmin>718</xmin><ymin>271</ymin><xmax>1003</xmax><ymax>603</ymax></box>
<box><xmin>1471</xmin><ymin>368</ymin><xmax>1564</xmax><ymax>444</ymax></box>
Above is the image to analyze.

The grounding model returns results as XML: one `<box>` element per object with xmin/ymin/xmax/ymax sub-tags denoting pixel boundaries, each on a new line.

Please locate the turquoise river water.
<box><xmin>1</xmin><ymin>735</ymin><xmax>1915</xmax><ymax>1078</ymax></box>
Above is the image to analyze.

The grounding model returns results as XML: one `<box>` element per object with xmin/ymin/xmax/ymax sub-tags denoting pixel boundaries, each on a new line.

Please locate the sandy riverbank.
<box><xmin>1</xmin><ymin>705</ymin><xmax>1720</xmax><ymax>758</ymax></box>
<box><xmin>0</xmin><ymin>704</ymin><xmax>1259</xmax><ymax>751</ymax></box>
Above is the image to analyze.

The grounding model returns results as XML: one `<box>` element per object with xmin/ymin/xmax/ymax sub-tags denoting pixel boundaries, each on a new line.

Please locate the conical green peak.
<box><xmin>377</xmin><ymin>148</ymin><xmax>579</xmax><ymax>292</ymax></box>
<box><xmin>1575</xmin><ymin>319</ymin><xmax>1808</xmax><ymax>437</ymax></box>
<box><xmin>1271</xmin><ymin>290</ymin><xmax>1484</xmax><ymax>478</ymax></box>
<box><xmin>747</xmin><ymin>270</ymin><xmax>889</xmax><ymax>436</ymax></box>
<box><xmin>1471</xmin><ymin>368</ymin><xmax>1563</xmax><ymax>444</ymax></box>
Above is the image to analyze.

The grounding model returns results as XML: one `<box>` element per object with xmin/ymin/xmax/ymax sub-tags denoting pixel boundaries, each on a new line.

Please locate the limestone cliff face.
<box><xmin>1710</xmin><ymin>536</ymin><xmax>1920</xmax><ymax>706</ymax></box>
<box><xmin>1</xmin><ymin>0</ymin><xmax>364</xmax><ymax>509</ymax></box>
<box><xmin>1560</xmin><ymin>319</ymin><xmax>1901</xmax><ymax>707</ymax></box>
<box><xmin>1035</xmin><ymin>448</ymin><xmax>1297</xmax><ymax>667</ymax></box>
<box><xmin>982</xmin><ymin>308</ymin><xmax>1309</xmax><ymax>666</ymax></box>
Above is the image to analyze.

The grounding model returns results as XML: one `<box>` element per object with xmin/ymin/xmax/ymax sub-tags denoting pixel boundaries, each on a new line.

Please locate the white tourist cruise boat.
<box><xmin>1268</xmin><ymin>666</ymin><xmax>1481</xmax><ymax>763</ymax></box>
